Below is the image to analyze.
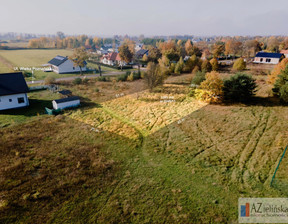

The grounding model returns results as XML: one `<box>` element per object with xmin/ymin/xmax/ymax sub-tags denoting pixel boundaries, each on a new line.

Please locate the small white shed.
<box><xmin>52</xmin><ymin>96</ymin><xmax>80</xmax><ymax>110</ymax></box>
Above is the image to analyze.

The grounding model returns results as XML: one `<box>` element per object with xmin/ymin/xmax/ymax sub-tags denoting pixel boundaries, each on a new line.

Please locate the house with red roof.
<box><xmin>101</xmin><ymin>52</ymin><xmax>126</xmax><ymax>66</ymax></box>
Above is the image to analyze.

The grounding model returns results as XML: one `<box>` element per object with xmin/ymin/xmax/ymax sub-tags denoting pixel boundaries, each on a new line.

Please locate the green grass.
<box><xmin>0</xmin><ymin>49</ymin><xmax>86</xmax><ymax>81</ymax></box>
<box><xmin>0</xmin><ymin>90</ymin><xmax>59</xmax><ymax>128</ymax></box>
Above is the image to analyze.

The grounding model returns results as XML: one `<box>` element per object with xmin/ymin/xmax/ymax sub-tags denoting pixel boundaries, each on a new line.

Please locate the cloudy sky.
<box><xmin>1</xmin><ymin>0</ymin><xmax>288</xmax><ymax>36</ymax></box>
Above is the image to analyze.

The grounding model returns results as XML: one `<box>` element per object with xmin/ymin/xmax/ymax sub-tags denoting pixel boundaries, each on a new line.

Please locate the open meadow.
<box><xmin>1</xmin><ymin>72</ymin><xmax>288</xmax><ymax>223</ymax></box>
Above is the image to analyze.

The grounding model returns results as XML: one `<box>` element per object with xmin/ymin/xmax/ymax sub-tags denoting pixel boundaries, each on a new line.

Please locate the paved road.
<box><xmin>27</xmin><ymin>70</ymin><xmax>136</xmax><ymax>85</ymax></box>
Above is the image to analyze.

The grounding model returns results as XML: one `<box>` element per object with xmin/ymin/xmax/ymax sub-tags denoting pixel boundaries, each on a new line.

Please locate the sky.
<box><xmin>1</xmin><ymin>0</ymin><xmax>288</xmax><ymax>36</ymax></box>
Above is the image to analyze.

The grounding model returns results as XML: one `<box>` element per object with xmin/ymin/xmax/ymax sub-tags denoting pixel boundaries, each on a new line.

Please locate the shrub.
<box><xmin>127</xmin><ymin>72</ymin><xmax>134</xmax><ymax>81</ymax></box>
<box><xmin>133</xmin><ymin>71</ymin><xmax>141</xmax><ymax>80</ymax></box>
<box><xmin>116</xmin><ymin>73</ymin><xmax>128</xmax><ymax>82</ymax></box>
<box><xmin>198</xmin><ymin>71</ymin><xmax>224</xmax><ymax>103</ymax></box>
<box><xmin>210</xmin><ymin>58</ymin><xmax>219</xmax><ymax>71</ymax></box>
<box><xmin>44</xmin><ymin>75</ymin><xmax>56</xmax><ymax>84</ymax></box>
<box><xmin>223</xmin><ymin>73</ymin><xmax>257</xmax><ymax>102</ymax></box>
<box><xmin>82</xmin><ymin>78</ymin><xmax>89</xmax><ymax>84</ymax></box>
<box><xmin>95</xmin><ymin>88</ymin><xmax>100</xmax><ymax>92</ymax></box>
<box><xmin>97</xmin><ymin>76</ymin><xmax>110</xmax><ymax>82</ymax></box>
<box><xmin>273</xmin><ymin>65</ymin><xmax>288</xmax><ymax>102</ymax></box>
<box><xmin>73</xmin><ymin>77</ymin><xmax>82</xmax><ymax>85</ymax></box>
<box><xmin>232</xmin><ymin>58</ymin><xmax>246</xmax><ymax>71</ymax></box>
<box><xmin>191</xmin><ymin>71</ymin><xmax>206</xmax><ymax>85</ymax></box>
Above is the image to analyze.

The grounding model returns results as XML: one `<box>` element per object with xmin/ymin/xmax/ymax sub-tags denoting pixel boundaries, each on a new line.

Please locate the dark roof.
<box><xmin>108</xmin><ymin>52</ymin><xmax>118</xmax><ymax>61</ymax></box>
<box><xmin>53</xmin><ymin>96</ymin><xmax>80</xmax><ymax>104</ymax></box>
<box><xmin>135</xmin><ymin>49</ymin><xmax>149</xmax><ymax>58</ymax></box>
<box><xmin>58</xmin><ymin>90</ymin><xmax>72</xmax><ymax>95</ymax></box>
<box><xmin>48</xmin><ymin>55</ymin><xmax>68</xmax><ymax>66</ymax></box>
<box><xmin>0</xmin><ymin>72</ymin><xmax>29</xmax><ymax>96</ymax></box>
<box><xmin>255</xmin><ymin>52</ymin><xmax>283</xmax><ymax>59</ymax></box>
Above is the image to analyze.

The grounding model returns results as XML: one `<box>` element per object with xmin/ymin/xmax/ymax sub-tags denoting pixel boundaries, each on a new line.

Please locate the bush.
<box><xmin>116</xmin><ymin>73</ymin><xmax>128</xmax><ymax>82</ymax></box>
<box><xmin>223</xmin><ymin>73</ymin><xmax>257</xmax><ymax>102</ymax></box>
<box><xmin>273</xmin><ymin>65</ymin><xmax>288</xmax><ymax>102</ymax></box>
<box><xmin>191</xmin><ymin>71</ymin><xmax>206</xmax><ymax>85</ymax></box>
<box><xmin>95</xmin><ymin>88</ymin><xmax>100</xmax><ymax>92</ymax></box>
<box><xmin>232</xmin><ymin>58</ymin><xmax>246</xmax><ymax>71</ymax></box>
<box><xmin>127</xmin><ymin>72</ymin><xmax>134</xmax><ymax>81</ymax></box>
<box><xmin>97</xmin><ymin>76</ymin><xmax>110</xmax><ymax>82</ymax></box>
<box><xmin>198</xmin><ymin>71</ymin><xmax>224</xmax><ymax>103</ymax></box>
<box><xmin>73</xmin><ymin>77</ymin><xmax>82</xmax><ymax>85</ymax></box>
<box><xmin>44</xmin><ymin>75</ymin><xmax>56</xmax><ymax>84</ymax></box>
<box><xmin>82</xmin><ymin>78</ymin><xmax>89</xmax><ymax>84</ymax></box>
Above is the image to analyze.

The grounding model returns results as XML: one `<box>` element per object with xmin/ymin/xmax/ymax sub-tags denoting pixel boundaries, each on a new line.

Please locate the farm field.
<box><xmin>0</xmin><ymin>49</ymin><xmax>121</xmax><ymax>82</ymax></box>
<box><xmin>1</xmin><ymin>73</ymin><xmax>288</xmax><ymax>223</ymax></box>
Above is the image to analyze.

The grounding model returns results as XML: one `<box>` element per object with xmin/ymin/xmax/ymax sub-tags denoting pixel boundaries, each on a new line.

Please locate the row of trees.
<box><xmin>28</xmin><ymin>35</ymin><xmax>119</xmax><ymax>49</ymax></box>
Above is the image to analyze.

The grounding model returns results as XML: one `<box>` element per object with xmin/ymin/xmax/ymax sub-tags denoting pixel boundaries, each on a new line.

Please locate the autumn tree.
<box><xmin>144</xmin><ymin>62</ymin><xmax>168</xmax><ymax>91</ymax></box>
<box><xmin>210</xmin><ymin>58</ymin><xmax>219</xmax><ymax>71</ymax></box>
<box><xmin>232</xmin><ymin>58</ymin><xmax>246</xmax><ymax>71</ymax></box>
<box><xmin>197</xmin><ymin>71</ymin><xmax>224</xmax><ymax>103</ymax></box>
<box><xmin>201</xmin><ymin>59</ymin><xmax>212</xmax><ymax>72</ymax></box>
<box><xmin>212</xmin><ymin>42</ymin><xmax>225</xmax><ymax>58</ymax></box>
<box><xmin>69</xmin><ymin>47</ymin><xmax>88</xmax><ymax>75</ymax></box>
<box><xmin>267</xmin><ymin>58</ymin><xmax>288</xmax><ymax>84</ymax></box>
<box><xmin>118</xmin><ymin>44</ymin><xmax>133</xmax><ymax>63</ymax></box>
<box><xmin>267</xmin><ymin>36</ymin><xmax>280</xmax><ymax>52</ymax></box>
<box><xmin>148</xmin><ymin>48</ymin><xmax>162</xmax><ymax>63</ymax></box>
<box><xmin>243</xmin><ymin>40</ymin><xmax>261</xmax><ymax>57</ymax></box>
<box><xmin>185</xmin><ymin>40</ymin><xmax>193</xmax><ymax>55</ymax></box>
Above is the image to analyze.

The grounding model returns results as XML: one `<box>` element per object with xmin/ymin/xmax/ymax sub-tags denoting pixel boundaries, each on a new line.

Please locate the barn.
<box><xmin>253</xmin><ymin>52</ymin><xmax>284</xmax><ymax>64</ymax></box>
<box><xmin>52</xmin><ymin>96</ymin><xmax>80</xmax><ymax>110</ymax></box>
<box><xmin>0</xmin><ymin>72</ymin><xmax>29</xmax><ymax>111</ymax></box>
<box><xmin>47</xmin><ymin>55</ymin><xmax>87</xmax><ymax>74</ymax></box>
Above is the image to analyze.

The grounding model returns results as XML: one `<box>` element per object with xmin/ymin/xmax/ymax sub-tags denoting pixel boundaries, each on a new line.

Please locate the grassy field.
<box><xmin>1</xmin><ymin>73</ymin><xmax>288</xmax><ymax>223</ymax></box>
<box><xmin>0</xmin><ymin>49</ymin><xmax>121</xmax><ymax>81</ymax></box>
<box><xmin>0</xmin><ymin>90</ymin><xmax>59</xmax><ymax>128</ymax></box>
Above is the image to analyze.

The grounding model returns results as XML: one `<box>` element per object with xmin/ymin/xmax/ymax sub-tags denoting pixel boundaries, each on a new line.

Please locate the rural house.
<box><xmin>253</xmin><ymin>52</ymin><xmax>284</xmax><ymax>64</ymax></box>
<box><xmin>52</xmin><ymin>96</ymin><xmax>80</xmax><ymax>110</ymax></box>
<box><xmin>0</xmin><ymin>72</ymin><xmax>29</xmax><ymax>110</ymax></box>
<box><xmin>101</xmin><ymin>52</ymin><xmax>126</xmax><ymax>66</ymax></box>
<box><xmin>47</xmin><ymin>55</ymin><xmax>87</xmax><ymax>74</ymax></box>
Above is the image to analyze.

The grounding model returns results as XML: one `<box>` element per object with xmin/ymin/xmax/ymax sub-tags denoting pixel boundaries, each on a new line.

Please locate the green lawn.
<box><xmin>0</xmin><ymin>49</ymin><xmax>89</xmax><ymax>81</ymax></box>
<box><xmin>0</xmin><ymin>90</ymin><xmax>59</xmax><ymax>128</ymax></box>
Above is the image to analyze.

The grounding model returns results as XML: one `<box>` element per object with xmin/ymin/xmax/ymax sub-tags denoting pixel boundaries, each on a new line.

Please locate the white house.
<box><xmin>52</xmin><ymin>96</ymin><xmax>80</xmax><ymax>110</ymax></box>
<box><xmin>47</xmin><ymin>55</ymin><xmax>87</xmax><ymax>74</ymax></box>
<box><xmin>101</xmin><ymin>52</ymin><xmax>126</xmax><ymax>66</ymax></box>
<box><xmin>254</xmin><ymin>52</ymin><xmax>284</xmax><ymax>64</ymax></box>
<box><xmin>0</xmin><ymin>72</ymin><xmax>29</xmax><ymax>111</ymax></box>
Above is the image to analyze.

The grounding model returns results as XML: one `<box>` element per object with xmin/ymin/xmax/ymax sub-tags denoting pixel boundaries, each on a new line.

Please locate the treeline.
<box><xmin>28</xmin><ymin>35</ymin><xmax>119</xmax><ymax>49</ymax></box>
